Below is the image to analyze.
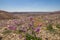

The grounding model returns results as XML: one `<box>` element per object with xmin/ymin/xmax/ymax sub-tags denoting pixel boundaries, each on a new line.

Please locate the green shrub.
<box><xmin>56</xmin><ymin>24</ymin><xmax>60</xmax><ymax>29</ymax></box>
<box><xmin>2</xmin><ymin>30</ymin><xmax>11</xmax><ymax>35</ymax></box>
<box><xmin>46</xmin><ymin>23</ymin><xmax>55</xmax><ymax>33</ymax></box>
<box><xmin>26</xmin><ymin>33</ymin><xmax>42</xmax><ymax>40</ymax></box>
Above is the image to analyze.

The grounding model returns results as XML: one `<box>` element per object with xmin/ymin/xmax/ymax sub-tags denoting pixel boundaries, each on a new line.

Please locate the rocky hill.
<box><xmin>0</xmin><ymin>10</ymin><xmax>18</xmax><ymax>19</ymax></box>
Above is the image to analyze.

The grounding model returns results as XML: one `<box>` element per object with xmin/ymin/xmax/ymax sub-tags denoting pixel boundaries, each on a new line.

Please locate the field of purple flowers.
<box><xmin>0</xmin><ymin>14</ymin><xmax>60</xmax><ymax>40</ymax></box>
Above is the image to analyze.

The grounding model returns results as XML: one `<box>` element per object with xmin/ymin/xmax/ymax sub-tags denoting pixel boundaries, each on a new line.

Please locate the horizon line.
<box><xmin>0</xmin><ymin>10</ymin><xmax>60</xmax><ymax>12</ymax></box>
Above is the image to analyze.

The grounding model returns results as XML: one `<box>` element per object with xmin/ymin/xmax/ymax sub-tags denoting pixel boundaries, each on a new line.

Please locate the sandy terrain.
<box><xmin>0</xmin><ymin>10</ymin><xmax>60</xmax><ymax>40</ymax></box>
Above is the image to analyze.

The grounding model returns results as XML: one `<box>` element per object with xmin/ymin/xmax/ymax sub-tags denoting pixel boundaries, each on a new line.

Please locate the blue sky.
<box><xmin>0</xmin><ymin>0</ymin><xmax>60</xmax><ymax>12</ymax></box>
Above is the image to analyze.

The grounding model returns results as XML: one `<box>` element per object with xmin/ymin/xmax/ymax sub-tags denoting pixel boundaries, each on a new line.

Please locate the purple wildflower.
<box><xmin>12</xmin><ymin>19</ymin><xmax>20</xmax><ymax>25</ymax></box>
<box><xmin>29</xmin><ymin>22</ymin><xmax>33</xmax><ymax>27</ymax></box>
<box><xmin>19</xmin><ymin>34</ymin><xmax>23</xmax><ymax>39</ymax></box>
<box><xmin>29</xmin><ymin>16</ymin><xmax>33</xmax><ymax>21</ymax></box>
<box><xmin>35</xmin><ymin>28</ymin><xmax>40</xmax><ymax>32</ymax></box>
<box><xmin>22</xmin><ymin>27</ymin><xmax>27</xmax><ymax>32</ymax></box>
<box><xmin>35</xmin><ymin>27</ymin><xmax>40</xmax><ymax>32</ymax></box>
<box><xmin>38</xmin><ymin>23</ymin><xmax>42</xmax><ymax>27</ymax></box>
<box><xmin>8</xmin><ymin>25</ymin><xmax>16</xmax><ymax>30</ymax></box>
<box><xmin>19</xmin><ymin>27</ymin><xmax>27</xmax><ymax>32</ymax></box>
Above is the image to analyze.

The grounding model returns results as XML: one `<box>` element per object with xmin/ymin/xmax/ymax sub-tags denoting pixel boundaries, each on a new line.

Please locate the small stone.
<box><xmin>45</xmin><ymin>38</ymin><xmax>48</xmax><ymax>40</ymax></box>
<box><xmin>0</xmin><ymin>37</ymin><xmax>2</xmax><ymax>40</ymax></box>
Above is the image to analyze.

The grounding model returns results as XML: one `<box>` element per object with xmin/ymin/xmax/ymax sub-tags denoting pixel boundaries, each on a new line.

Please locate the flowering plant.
<box><xmin>25</xmin><ymin>16</ymin><xmax>42</xmax><ymax>40</ymax></box>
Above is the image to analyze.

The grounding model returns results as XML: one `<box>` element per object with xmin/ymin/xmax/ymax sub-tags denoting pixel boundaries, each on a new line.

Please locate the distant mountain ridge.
<box><xmin>0</xmin><ymin>10</ymin><xmax>60</xmax><ymax>19</ymax></box>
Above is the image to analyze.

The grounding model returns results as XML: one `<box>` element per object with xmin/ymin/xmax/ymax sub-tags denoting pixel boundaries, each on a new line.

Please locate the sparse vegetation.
<box><xmin>0</xmin><ymin>11</ymin><xmax>60</xmax><ymax>40</ymax></box>
<box><xmin>56</xmin><ymin>24</ymin><xmax>60</xmax><ymax>29</ymax></box>
<box><xmin>2</xmin><ymin>30</ymin><xmax>12</xmax><ymax>35</ymax></box>
<box><xmin>46</xmin><ymin>23</ymin><xmax>55</xmax><ymax>33</ymax></box>
<box><xmin>26</xmin><ymin>33</ymin><xmax>42</xmax><ymax>40</ymax></box>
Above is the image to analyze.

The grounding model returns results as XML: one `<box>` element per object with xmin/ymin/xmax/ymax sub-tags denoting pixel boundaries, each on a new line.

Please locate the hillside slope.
<box><xmin>0</xmin><ymin>10</ymin><xmax>18</xmax><ymax>19</ymax></box>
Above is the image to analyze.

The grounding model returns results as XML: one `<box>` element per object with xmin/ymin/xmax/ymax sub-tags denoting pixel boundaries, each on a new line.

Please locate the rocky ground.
<box><xmin>0</xmin><ymin>11</ymin><xmax>60</xmax><ymax>40</ymax></box>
